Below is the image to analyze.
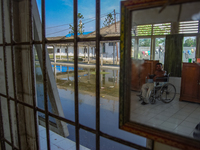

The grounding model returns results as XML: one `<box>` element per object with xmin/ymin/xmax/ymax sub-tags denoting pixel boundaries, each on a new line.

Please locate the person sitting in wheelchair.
<box><xmin>140</xmin><ymin>63</ymin><xmax>166</xmax><ymax>105</ymax></box>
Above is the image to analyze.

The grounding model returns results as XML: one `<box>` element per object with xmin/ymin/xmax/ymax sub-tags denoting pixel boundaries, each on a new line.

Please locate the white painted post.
<box><xmin>67</xmin><ymin>47</ymin><xmax>69</xmax><ymax>61</ymax></box>
<box><xmin>101</xmin><ymin>54</ymin><xmax>103</xmax><ymax>66</ymax></box>
<box><xmin>88</xmin><ymin>46</ymin><xmax>90</xmax><ymax>64</ymax></box>
<box><xmin>53</xmin><ymin>45</ymin><xmax>56</xmax><ymax>63</ymax></box>
<box><xmin>59</xmin><ymin>48</ymin><xmax>61</xmax><ymax>60</ymax></box>
<box><xmin>113</xmin><ymin>42</ymin><xmax>115</xmax><ymax>64</ymax></box>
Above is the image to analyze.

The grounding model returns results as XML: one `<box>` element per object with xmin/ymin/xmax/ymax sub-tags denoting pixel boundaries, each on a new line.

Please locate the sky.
<box><xmin>36</xmin><ymin>0</ymin><xmax>121</xmax><ymax>37</ymax></box>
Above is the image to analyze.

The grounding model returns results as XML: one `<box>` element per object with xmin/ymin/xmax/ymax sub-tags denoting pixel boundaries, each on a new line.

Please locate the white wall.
<box><xmin>50</xmin><ymin>42</ymin><xmax>120</xmax><ymax>60</ymax></box>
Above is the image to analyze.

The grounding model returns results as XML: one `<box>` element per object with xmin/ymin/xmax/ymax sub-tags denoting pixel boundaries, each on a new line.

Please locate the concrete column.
<box><xmin>66</xmin><ymin>47</ymin><xmax>69</xmax><ymax>61</ymax></box>
<box><xmin>113</xmin><ymin>43</ymin><xmax>115</xmax><ymax>64</ymax></box>
<box><xmin>59</xmin><ymin>48</ymin><xmax>61</xmax><ymax>60</ymax></box>
<box><xmin>53</xmin><ymin>45</ymin><xmax>56</xmax><ymax>63</ymax></box>
<box><xmin>54</xmin><ymin>65</ymin><xmax>57</xmax><ymax>80</ymax></box>
<box><xmin>88</xmin><ymin>46</ymin><xmax>90</xmax><ymax>64</ymax></box>
<box><xmin>101</xmin><ymin>54</ymin><xmax>103</xmax><ymax>66</ymax></box>
<box><xmin>84</xmin><ymin>47</ymin><xmax>86</xmax><ymax>61</ymax></box>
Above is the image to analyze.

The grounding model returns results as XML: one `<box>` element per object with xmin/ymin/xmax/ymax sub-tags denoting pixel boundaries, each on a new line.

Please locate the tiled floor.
<box><xmin>130</xmin><ymin>92</ymin><xmax>200</xmax><ymax>139</ymax></box>
<box><xmin>39</xmin><ymin>125</ymin><xmax>90</xmax><ymax>150</ymax></box>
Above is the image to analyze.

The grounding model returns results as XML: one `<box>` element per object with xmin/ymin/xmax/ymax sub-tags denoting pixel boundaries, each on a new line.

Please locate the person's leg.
<box><xmin>144</xmin><ymin>83</ymin><xmax>154</xmax><ymax>103</ymax></box>
<box><xmin>141</xmin><ymin>83</ymin><xmax>148</xmax><ymax>100</ymax></box>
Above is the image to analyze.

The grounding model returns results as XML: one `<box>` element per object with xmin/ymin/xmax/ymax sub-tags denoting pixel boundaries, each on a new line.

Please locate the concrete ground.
<box><xmin>39</xmin><ymin>125</ymin><xmax>90</xmax><ymax>150</ymax></box>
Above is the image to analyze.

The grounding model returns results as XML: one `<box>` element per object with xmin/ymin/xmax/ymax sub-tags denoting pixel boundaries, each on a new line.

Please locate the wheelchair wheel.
<box><xmin>160</xmin><ymin>83</ymin><xmax>176</xmax><ymax>103</ymax></box>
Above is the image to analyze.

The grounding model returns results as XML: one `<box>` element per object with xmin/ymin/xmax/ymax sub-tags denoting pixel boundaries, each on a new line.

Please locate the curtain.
<box><xmin>164</xmin><ymin>34</ymin><xmax>183</xmax><ymax>77</ymax></box>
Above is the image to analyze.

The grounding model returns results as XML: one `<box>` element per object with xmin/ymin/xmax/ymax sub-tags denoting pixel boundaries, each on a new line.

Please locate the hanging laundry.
<box><xmin>187</xmin><ymin>50</ymin><xmax>191</xmax><ymax>55</ymax></box>
<box><xmin>148</xmin><ymin>51</ymin><xmax>150</xmax><ymax>55</ymax></box>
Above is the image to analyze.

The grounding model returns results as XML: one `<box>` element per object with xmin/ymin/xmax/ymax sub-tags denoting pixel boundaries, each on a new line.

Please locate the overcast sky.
<box><xmin>36</xmin><ymin>0</ymin><xmax>121</xmax><ymax>37</ymax></box>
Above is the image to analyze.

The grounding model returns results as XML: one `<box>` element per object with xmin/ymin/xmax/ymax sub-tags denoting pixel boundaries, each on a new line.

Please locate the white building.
<box><xmin>47</xmin><ymin>22</ymin><xmax>120</xmax><ymax>64</ymax></box>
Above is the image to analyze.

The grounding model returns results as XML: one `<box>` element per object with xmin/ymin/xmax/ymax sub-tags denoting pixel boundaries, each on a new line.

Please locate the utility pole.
<box><xmin>114</xmin><ymin>9</ymin><xmax>116</xmax><ymax>32</ymax></box>
<box><xmin>114</xmin><ymin>9</ymin><xmax>119</xmax><ymax>63</ymax></box>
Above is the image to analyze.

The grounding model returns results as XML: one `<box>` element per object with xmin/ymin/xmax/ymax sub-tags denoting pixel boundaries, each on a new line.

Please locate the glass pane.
<box><xmin>182</xmin><ymin>36</ymin><xmax>196</xmax><ymax>63</ymax></box>
<box><xmin>45</xmin><ymin>0</ymin><xmax>73</xmax><ymax>37</ymax></box>
<box><xmin>80</xmin><ymin>129</ymin><xmax>96</xmax><ymax>149</ymax></box>
<box><xmin>100</xmin><ymin>0</ymin><xmax>121</xmax><ymax>37</ymax></box>
<box><xmin>78</xmin><ymin>0</ymin><xmax>95</xmax><ymax>38</ymax></box>
<box><xmin>138</xmin><ymin>38</ymin><xmax>151</xmax><ymax>60</ymax></box>
<box><xmin>48</xmin><ymin>43</ymin><xmax>75</xmax><ymax>122</ymax></box>
<box><xmin>35</xmin><ymin>45</ymin><xmax>56</xmax><ymax>123</ymax></box>
<box><xmin>100</xmin><ymin>42</ymin><xmax>146</xmax><ymax>147</ymax></box>
<box><xmin>155</xmin><ymin>38</ymin><xmax>165</xmax><ymax>64</ymax></box>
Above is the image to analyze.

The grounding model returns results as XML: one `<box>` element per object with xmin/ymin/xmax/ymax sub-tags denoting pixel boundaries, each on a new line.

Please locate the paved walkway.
<box><xmin>39</xmin><ymin>125</ymin><xmax>90</xmax><ymax>150</ymax></box>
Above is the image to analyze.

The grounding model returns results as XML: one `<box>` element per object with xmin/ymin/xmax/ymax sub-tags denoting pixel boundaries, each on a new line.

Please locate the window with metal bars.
<box><xmin>0</xmin><ymin>0</ymin><xmax>148</xmax><ymax>150</ymax></box>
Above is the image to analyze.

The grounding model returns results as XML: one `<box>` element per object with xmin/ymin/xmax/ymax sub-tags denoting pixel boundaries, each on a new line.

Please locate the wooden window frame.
<box><xmin>119</xmin><ymin>0</ymin><xmax>200</xmax><ymax>150</ymax></box>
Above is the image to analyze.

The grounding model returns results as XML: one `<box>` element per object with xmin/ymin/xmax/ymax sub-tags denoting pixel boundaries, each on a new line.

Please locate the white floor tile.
<box><xmin>166</xmin><ymin>118</ymin><xmax>183</xmax><ymax>125</ymax></box>
<box><xmin>160</xmin><ymin>122</ymin><xmax>179</xmax><ymax>130</ymax></box>
<box><xmin>179</xmin><ymin>121</ymin><xmax>198</xmax><ymax>128</ymax></box>
<box><xmin>174</xmin><ymin>125</ymin><xmax>194</xmax><ymax>135</ymax></box>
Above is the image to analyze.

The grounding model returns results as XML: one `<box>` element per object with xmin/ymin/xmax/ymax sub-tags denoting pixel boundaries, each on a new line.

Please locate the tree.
<box><xmin>139</xmin><ymin>39</ymin><xmax>151</xmax><ymax>47</ymax></box>
<box><xmin>69</xmin><ymin>13</ymin><xmax>84</xmax><ymax>34</ymax></box>
<box><xmin>155</xmin><ymin>38</ymin><xmax>165</xmax><ymax>47</ymax></box>
<box><xmin>103</xmin><ymin>13</ymin><xmax>114</xmax><ymax>27</ymax></box>
<box><xmin>183</xmin><ymin>38</ymin><xmax>196</xmax><ymax>47</ymax></box>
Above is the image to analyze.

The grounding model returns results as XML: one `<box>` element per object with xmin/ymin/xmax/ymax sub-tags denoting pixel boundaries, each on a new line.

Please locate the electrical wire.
<box><xmin>46</xmin><ymin>12</ymin><xmax>120</xmax><ymax>36</ymax></box>
<box><xmin>46</xmin><ymin>11</ymin><xmax>116</xmax><ymax>29</ymax></box>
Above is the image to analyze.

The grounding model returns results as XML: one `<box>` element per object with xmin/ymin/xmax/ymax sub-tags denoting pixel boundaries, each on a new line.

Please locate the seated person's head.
<box><xmin>156</xmin><ymin>63</ymin><xmax>163</xmax><ymax>71</ymax></box>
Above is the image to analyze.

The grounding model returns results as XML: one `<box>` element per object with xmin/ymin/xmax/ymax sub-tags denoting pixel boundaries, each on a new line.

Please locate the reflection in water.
<box><xmin>36</xmin><ymin>64</ymin><xmax>146</xmax><ymax>150</ymax></box>
<box><xmin>53</xmin><ymin>65</ymin><xmax>119</xmax><ymax>98</ymax></box>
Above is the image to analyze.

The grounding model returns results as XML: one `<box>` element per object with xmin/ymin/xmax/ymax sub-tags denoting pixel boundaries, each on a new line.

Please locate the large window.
<box><xmin>182</xmin><ymin>36</ymin><xmax>196</xmax><ymax>63</ymax></box>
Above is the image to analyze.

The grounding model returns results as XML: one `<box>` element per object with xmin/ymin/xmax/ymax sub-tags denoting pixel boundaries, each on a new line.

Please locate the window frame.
<box><xmin>0</xmin><ymin>0</ymin><xmax>150</xmax><ymax>150</ymax></box>
<box><xmin>119</xmin><ymin>1</ymin><xmax>200</xmax><ymax>150</ymax></box>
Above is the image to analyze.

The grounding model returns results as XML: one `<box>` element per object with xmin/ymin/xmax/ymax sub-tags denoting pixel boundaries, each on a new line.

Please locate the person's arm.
<box><xmin>153</xmin><ymin>71</ymin><xmax>166</xmax><ymax>81</ymax></box>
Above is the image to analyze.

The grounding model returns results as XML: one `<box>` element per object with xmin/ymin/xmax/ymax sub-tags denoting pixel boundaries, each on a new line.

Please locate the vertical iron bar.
<box><xmin>41</xmin><ymin>0</ymin><xmax>50</xmax><ymax>149</ymax></box>
<box><xmin>1</xmin><ymin>0</ymin><xmax>14</xmax><ymax>149</ymax></box>
<box><xmin>0</xmin><ymin>97</ymin><xmax>5</xmax><ymax>150</ymax></box>
<box><xmin>95</xmin><ymin>0</ymin><xmax>100</xmax><ymax>149</ymax></box>
<box><xmin>29</xmin><ymin>0</ymin><xmax>39</xmax><ymax>149</ymax></box>
<box><xmin>73</xmin><ymin>0</ymin><xmax>79</xmax><ymax>149</ymax></box>
<box><xmin>9</xmin><ymin>0</ymin><xmax>21</xmax><ymax>149</ymax></box>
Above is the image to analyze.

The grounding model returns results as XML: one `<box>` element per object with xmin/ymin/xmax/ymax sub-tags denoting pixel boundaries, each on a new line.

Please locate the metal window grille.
<box><xmin>179</xmin><ymin>21</ymin><xmax>199</xmax><ymax>34</ymax></box>
<box><xmin>0</xmin><ymin>0</ymin><xmax>150</xmax><ymax>150</ymax></box>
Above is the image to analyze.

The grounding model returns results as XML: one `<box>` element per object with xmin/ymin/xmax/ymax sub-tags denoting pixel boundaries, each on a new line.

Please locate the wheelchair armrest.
<box><xmin>155</xmin><ymin>76</ymin><xmax>168</xmax><ymax>82</ymax></box>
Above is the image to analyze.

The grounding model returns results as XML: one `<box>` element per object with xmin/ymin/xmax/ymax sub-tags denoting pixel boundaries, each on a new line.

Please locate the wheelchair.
<box><xmin>147</xmin><ymin>74</ymin><xmax>176</xmax><ymax>104</ymax></box>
